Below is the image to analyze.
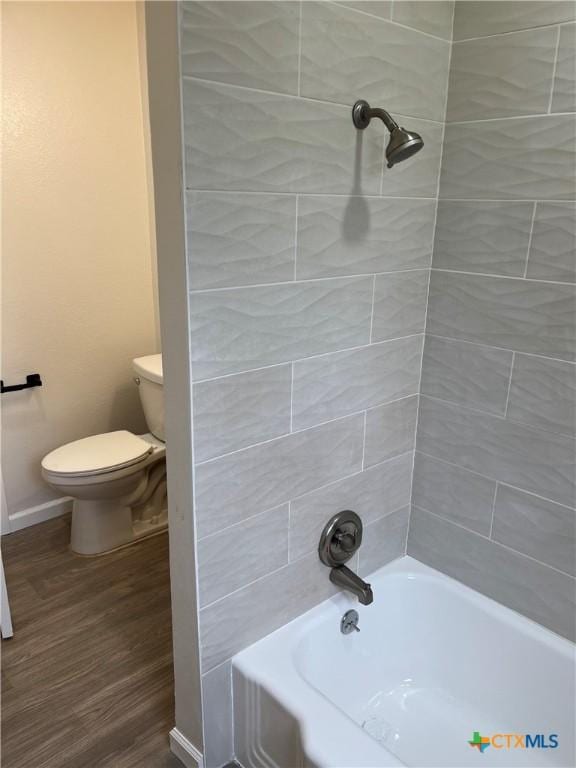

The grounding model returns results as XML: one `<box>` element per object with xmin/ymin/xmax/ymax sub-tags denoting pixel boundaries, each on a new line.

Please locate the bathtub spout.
<box><xmin>330</xmin><ymin>565</ymin><xmax>373</xmax><ymax>605</ymax></box>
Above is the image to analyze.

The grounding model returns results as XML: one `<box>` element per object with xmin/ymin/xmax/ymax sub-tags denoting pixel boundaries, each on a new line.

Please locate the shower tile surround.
<box><xmin>177</xmin><ymin>1</ymin><xmax>574</xmax><ymax>764</ymax></box>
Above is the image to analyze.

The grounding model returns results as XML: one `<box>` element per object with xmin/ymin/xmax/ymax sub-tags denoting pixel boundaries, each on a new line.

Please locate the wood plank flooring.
<box><xmin>1</xmin><ymin>515</ymin><xmax>182</xmax><ymax>768</ymax></box>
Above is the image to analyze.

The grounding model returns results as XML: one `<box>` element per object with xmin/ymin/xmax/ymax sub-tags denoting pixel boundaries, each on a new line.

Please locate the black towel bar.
<box><xmin>1</xmin><ymin>373</ymin><xmax>43</xmax><ymax>394</ymax></box>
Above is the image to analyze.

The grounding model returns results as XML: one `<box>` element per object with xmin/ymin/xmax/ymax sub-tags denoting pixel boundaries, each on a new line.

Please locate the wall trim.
<box><xmin>6</xmin><ymin>497</ymin><xmax>72</xmax><ymax>534</ymax></box>
<box><xmin>169</xmin><ymin>728</ymin><xmax>204</xmax><ymax>768</ymax></box>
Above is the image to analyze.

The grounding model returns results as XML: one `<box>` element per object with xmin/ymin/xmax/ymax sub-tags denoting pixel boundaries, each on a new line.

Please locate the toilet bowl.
<box><xmin>41</xmin><ymin>355</ymin><xmax>167</xmax><ymax>555</ymax></box>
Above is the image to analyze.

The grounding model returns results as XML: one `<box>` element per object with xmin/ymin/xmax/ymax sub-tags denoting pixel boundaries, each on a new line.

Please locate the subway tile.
<box><xmin>552</xmin><ymin>23</ymin><xmax>576</xmax><ymax>113</ymax></box>
<box><xmin>427</xmin><ymin>271</ymin><xmax>576</xmax><ymax>362</ymax></box>
<box><xmin>526</xmin><ymin>202</ymin><xmax>576</xmax><ymax>284</ymax></box>
<box><xmin>300</xmin><ymin>2</ymin><xmax>451</xmax><ymax>122</ymax></box>
<box><xmin>364</xmin><ymin>395</ymin><xmax>418</xmax><ymax>467</ymax></box>
<box><xmin>408</xmin><ymin>506</ymin><xmax>576</xmax><ymax>642</ymax></box>
<box><xmin>200</xmin><ymin>554</ymin><xmax>339</xmax><ymax>671</ymax></box>
<box><xmin>358</xmin><ymin>506</ymin><xmax>409</xmax><ymax>578</ymax></box>
<box><xmin>202</xmin><ymin>662</ymin><xmax>234</xmax><ymax>768</ymax></box>
<box><xmin>417</xmin><ymin>396</ymin><xmax>576</xmax><ymax>508</ymax></box>
<box><xmin>195</xmin><ymin>413</ymin><xmax>364</xmax><ymax>538</ymax></box>
<box><xmin>292</xmin><ymin>335</ymin><xmax>423</xmax><ymax>430</ymax></box>
<box><xmin>183</xmin><ymin>78</ymin><xmax>383</xmax><ymax>194</ymax></box>
<box><xmin>198</xmin><ymin>504</ymin><xmax>289</xmax><ymax>607</ymax></box>
<box><xmin>372</xmin><ymin>270</ymin><xmax>429</xmax><ymax>342</ymax></box>
<box><xmin>412</xmin><ymin>452</ymin><xmax>496</xmax><ymax>534</ymax></box>
<box><xmin>296</xmin><ymin>196</ymin><xmax>435</xmax><ymax>279</ymax></box>
<box><xmin>447</xmin><ymin>28</ymin><xmax>557</xmax><ymax>121</ymax></box>
<box><xmin>337</xmin><ymin>2</ymin><xmax>392</xmax><ymax>20</ymax></box>
<box><xmin>193</xmin><ymin>365</ymin><xmax>291</xmax><ymax>462</ymax></box>
<box><xmin>380</xmin><ymin>119</ymin><xmax>445</xmax><ymax>199</ymax></box>
<box><xmin>189</xmin><ymin>276</ymin><xmax>373</xmax><ymax>380</ymax></box>
<box><xmin>492</xmin><ymin>485</ymin><xmax>576</xmax><ymax>576</ymax></box>
<box><xmin>453</xmin><ymin>2</ymin><xmax>576</xmax><ymax>40</ymax></box>
<box><xmin>507</xmin><ymin>354</ymin><xmax>576</xmax><ymax>437</ymax></box>
<box><xmin>289</xmin><ymin>452</ymin><xmax>413</xmax><ymax>561</ymax></box>
<box><xmin>392</xmin><ymin>1</ymin><xmax>454</xmax><ymax>40</ymax></box>
<box><xmin>186</xmin><ymin>192</ymin><xmax>296</xmax><ymax>290</ymax></box>
<box><xmin>420</xmin><ymin>335</ymin><xmax>513</xmax><ymax>415</ymax></box>
<box><xmin>180</xmin><ymin>1</ymin><xmax>299</xmax><ymax>94</ymax></box>
<box><xmin>440</xmin><ymin>115</ymin><xmax>576</xmax><ymax>200</ymax></box>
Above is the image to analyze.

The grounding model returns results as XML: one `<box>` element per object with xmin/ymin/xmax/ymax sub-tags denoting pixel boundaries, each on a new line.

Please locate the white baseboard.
<box><xmin>170</xmin><ymin>728</ymin><xmax>204</xmax><ymax>768</ymax></box>
<box><xmin>7</xmin><ymin>497</ymin><xmax>73</xmax><ymax>534</ymax></box>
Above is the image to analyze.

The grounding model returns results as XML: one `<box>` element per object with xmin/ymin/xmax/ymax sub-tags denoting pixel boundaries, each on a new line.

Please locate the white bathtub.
<box><xmin>233</xmin><ymin>556</ymin><xmax>575</xmax><ymax>768</ymax></box>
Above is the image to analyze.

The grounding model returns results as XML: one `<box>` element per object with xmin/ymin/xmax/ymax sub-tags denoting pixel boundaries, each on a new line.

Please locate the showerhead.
<box><xmin>352</xmin><ymin>100</ymin><xmax>424</xmax><ymax>168</ymax></box>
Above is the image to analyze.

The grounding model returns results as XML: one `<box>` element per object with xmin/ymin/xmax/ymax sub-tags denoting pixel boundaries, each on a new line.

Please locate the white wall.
<box><xmin>1</xmin><ymin>0</ymin><xmax>159</xmax><ymax>527</ymax></box>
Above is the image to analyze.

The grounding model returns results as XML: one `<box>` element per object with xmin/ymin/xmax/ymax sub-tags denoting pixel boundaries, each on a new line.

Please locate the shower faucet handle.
<box><xmin>334</xmin><ymin>530</ymin><xmax>357</xmax><ymax>553</ymax></box>
<box><xmin>318</xmin><ymin>510</ymin><xmax>363</xmax><ymax>567</ymax></box>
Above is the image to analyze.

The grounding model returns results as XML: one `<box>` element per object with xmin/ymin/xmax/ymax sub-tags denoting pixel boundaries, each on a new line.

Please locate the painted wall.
<box><xmin>1</xmin><ymin>1</ymin><xmax>159</xmax><ymax>528</ymax></box>
<box><xmin>409</xmin><ymin>1</ymin><xmax>576</xmax><ymax>642</ymax></box>
<box><xmin>178</xmin><ymin>1</ymin><xmax>452</xmax><ymax>763</ymax></box>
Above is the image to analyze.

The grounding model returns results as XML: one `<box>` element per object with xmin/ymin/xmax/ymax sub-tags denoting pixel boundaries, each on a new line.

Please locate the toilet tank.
<box><xmin>132</xmin><ymin>354</ymin><xmax>164</xmax><ymax>441</ymax></box>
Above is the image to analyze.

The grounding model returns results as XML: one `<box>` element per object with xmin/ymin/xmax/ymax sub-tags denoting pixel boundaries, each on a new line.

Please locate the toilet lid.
<box><xmin>41</xmin><ymin>431</ymin><xmax>154</xmax><ymax>477</ymax></box>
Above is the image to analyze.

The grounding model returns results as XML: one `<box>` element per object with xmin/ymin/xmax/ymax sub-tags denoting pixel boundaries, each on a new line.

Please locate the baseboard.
<box><xmin>170</xmin><ymin>728</ymin><xmax>204</xmax><ymax>768</ymax></box>
<box><xmin>7</xmin><ymin>497</ymin><xmax>72</xmax><ymax>534</ymax></box>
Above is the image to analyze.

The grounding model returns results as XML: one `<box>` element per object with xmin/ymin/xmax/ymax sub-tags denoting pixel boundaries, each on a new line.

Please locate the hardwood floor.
<box><xmin>1</xmin><ymin>515</ymin><xmax>181</xmax><ymax>768</ymax></box>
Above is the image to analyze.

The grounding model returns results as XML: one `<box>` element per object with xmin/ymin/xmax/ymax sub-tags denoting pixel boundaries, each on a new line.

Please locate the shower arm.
<box><xmin>352</xmin><ymin>100</ymin><xmax>399</xmax><ymax>132</ymax></box>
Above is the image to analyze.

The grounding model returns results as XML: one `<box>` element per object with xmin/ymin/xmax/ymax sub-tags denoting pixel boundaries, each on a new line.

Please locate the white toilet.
<box><xmin>41</xmin><ymin>355</ymin><xmax>167</xmax><ymax>556</ymax></box>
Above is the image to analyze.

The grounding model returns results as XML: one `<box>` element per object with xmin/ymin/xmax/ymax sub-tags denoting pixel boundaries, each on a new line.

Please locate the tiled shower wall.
<box><xmin>179</xmin><ymin>2</ymin><xmax>452</xmax><ymax>763</ymax></box>
<box><xmin>409</xmin><ymin>1</ymin><xmax>576</xmax><ymax>643</ymax></box>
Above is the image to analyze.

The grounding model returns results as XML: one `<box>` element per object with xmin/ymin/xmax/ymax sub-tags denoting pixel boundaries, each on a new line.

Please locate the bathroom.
<box><xmin>1</xmin><ymin>1</ymin><xmax>575</xmax><ymax>767</ymax></box>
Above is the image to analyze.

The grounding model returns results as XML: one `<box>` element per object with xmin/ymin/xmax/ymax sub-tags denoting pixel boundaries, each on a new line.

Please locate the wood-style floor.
<box><xmin>1</xmin><ymin>515</ymin><xmax>182</xmax><ymax>768</ymax></box>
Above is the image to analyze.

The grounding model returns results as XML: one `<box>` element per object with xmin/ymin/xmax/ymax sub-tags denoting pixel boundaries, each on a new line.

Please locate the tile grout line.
<box><xmin>425</xmin><ymin>266</ymin><xmax>574</xmax><ymax>287</ymax></box>
<box><xmin>289</xmin><ymin>362</ymin><xmax>295</xmax><ymax>433</ymax></box>
<box><xmin>454</xmin><ymin>19</ymin><xmax>575</xmax><ymax>45</ymax></box>
<box><xmin>368</xmin><ymin>274</ymin><xmax>377</xmax><ymax>343</ymax></box>
<box><xmin>361</xmin><ymin>410</ymin><xmax>368</xmax><ymax>470</ymax></box>
<box><xmin>547</xmin><ymin>25</ymin><xmax>563</xmax><ymax>114</ymax></box>
<box><xmin>488</xmin><ymin>483</ymin><xmax>499</xmax><ymax>539</ymax></box>
<box><xmin>446</xmin><ymin>110</ymin><xmax>575</xmax><ymax>126</ymax></box>
<box><xmin>503</xmin><ymin>351</ymin><xmax>516</xmax><ymax>418</ymax></box>
<box><xmin>293</xmin><ymin>194</ymin><xmax>299</xmax><ymax>281</ymax></box>
<box><xmin>523</xmin><ymin>201</ymin><xmax>539</xmax><ymax>278</ymax></box>
<box><xmin>296</xmin><ymin>0</ymin><xmax>303</xmax><ymax>97</ymax></box>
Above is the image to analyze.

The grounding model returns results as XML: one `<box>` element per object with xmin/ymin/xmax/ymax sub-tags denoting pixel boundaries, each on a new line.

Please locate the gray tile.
<box><xmin>186</xmin><ymin>192</ymin><xmax>296</xmax><ymax>290</ymax></box>
<box><xmin>408</xmin><ymin>506</ymin><xmax>576</xmax><ymax>642</ymax></box>
<box><xmin>412</xmin><ymin>452</ymin><xmax>496</xmax><ymax>534</ymax></box>
<box><xmin>417</xmin><ymin>396</ymin><xmax>576</xmax><ymax>508</ymax></box>
<box><xmin>337</xmin><ymin>2</ymin><xmax>392</xmax><ymax>19</ymax></box>
<box><xmin>202</xmin><ymin>662</ymin><xmax>234</xmax><ymax>768</ymax></box>
<box><xmin>526</xmin><ymin>202</ymin><xmax>576</xmax><ymax>284</ymax></box>
<box><xmin>296</xmin><ymin>196</ymin><xmax>435</xmax><ymax>279</ymax></box>
<box><xmin>427</xmin><ymin>270</ymin><xmax>576</xmax><ymax>362</ymax></box>
<box><xmin>183</xmin><ymin>78</ymin><xmax>384</xmax><ymax>194</ymax></box>
<box><xmin>190</xmin><ymin>276</ymin><xmax>373</xmax><ymax>380</ymax></box>
<box><xmin>199</xmin><ymin>553</ymin><xmax>340</xmax><ymax>671</ymax></box>
<box><xmin>433</xmin><ymin>201</ymin><xmax>534</xmax><ymax>277</ymax></box>
<box><xmin>180</xmin><ymin>1</ymin><xmax>299</xmax><ymax>94</ymax></box>
<box><xmin>493</xmin><ymin>485</ymin><xmax>576</xmax><ymax>576</ymax></box>
<box><xmin>193</xmin><ymin>365</ymin><xmax>292</xmax><ymax>462</ymax></box>
<box><xmin>198</xmin><ymin>504</ymin><xmax>289</xmax><ymax>607</ymax></box>
<box><xmin>359</xmin><ymin>506</ymin><xmax>409</xmax><ymax>577</ymax></box>
<box><xmin>507</xmin><ymin>354</ymin><xmax>576</xmax><ymax>437</ymax></box>
<box><xmin>196</xmin><ymin>413</ymin><xmax>364</xmax><ymax>537</ymax></box>
<box><xmin>380</xmin><ymin>119</ymin><xmax>445</xmax><ymax>199</ymax></box>
<box><xmin>392</xmin><ymin>1</ymin><xmax>454</xmax><ymax>40</ymax></box>
<box><xmin>440</xmin><ymin>115</ymin><xmax>576</xmax><ymax>200</ymax></box>
<box><xmin>453</xmin><ymin>2</ymin><xmax>576</xmax><ymax>40</ymax></box>
<box><xmin>364</xmin><ymin>395</ymin><xmax>418</xmax><ymax>467</ymax></box>
<box><xmin>289</xmin><ymin>452</ymin><xmax>413</xmax><ymax>561</ymax></box>
<box><xmin>552</xmin><ymin>23</ymin><xmax>576</xmax><ymax>113</ymax></box>
<box><xmin>447</xmin><ymin>28</ymin><xmax>557</xmax><ymax>121</ymax></box>
<box><xmin>292</xmin><ymin>335</ymin><xmax>423</xmax><ymax>430</ymax></box>
<box><xmin>300</xmin><ymin>2</ymin><xmax>451</xmax><ymax>122</ymax></box>
<box><xmin>420</xmin><ymin>335</ymin><xmax>513</xmax><ymax>415</ymax></box>
<box><xmin>372</xmin><ymin>270</ymin><xmax>429</xmax><ymax>342</ymax></box>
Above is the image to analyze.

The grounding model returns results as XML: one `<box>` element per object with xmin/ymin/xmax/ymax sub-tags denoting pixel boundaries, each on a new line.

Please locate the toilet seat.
<box><xmin>41</xmin><ymin>431</ymin><xmax>154</xmax><ymax>478</ymax></box>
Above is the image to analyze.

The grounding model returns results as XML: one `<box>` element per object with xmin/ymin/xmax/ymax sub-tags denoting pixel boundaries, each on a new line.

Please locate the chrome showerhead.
<box><xmin>352</xmin><ymin>100</ymin><xmax>424</xmax><ymax>168</ymax></box>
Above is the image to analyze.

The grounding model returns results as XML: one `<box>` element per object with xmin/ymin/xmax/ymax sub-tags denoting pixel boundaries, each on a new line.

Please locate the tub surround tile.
<box><xmin>198</xmin><ymin>504</ymin><xmax>289</xmax><ymax>607</ymax></box>
<box><xmin>193</xmin><ymin>365</ymin><xmax>292</xmax><ymax>462</ymax></box>
<box><xmin>196</xmin><ymin>413</ymin><xmax>364</xmax><ymax>538</ymax></box>
<box><xmin>380</xmin><ymin>119</ymin><xmax>444</xmax><ymax>199</ymax></box>
<box><xmin>492</xmin><ymin>486</ymin><xmax>576</xmax><ymax>577</ymax></box>
<box><xmin>392</xmin><ymin>1</ymin><xmax>455</xmax><ymax>41</ymax></box>
<box><xmin>408</xmin><ymin>506</ymin><xmax>576</xmax><ymax>642</ymax></box>
<box><xmin>417</xmin><ymin>397</ymin><xmax>576</xmax><ymax>509</ymax></box>
<box><xmin>186</xmin><ymin>192</ymin><xmax>296</xmax><ymax>290</ymax></box>
<box><xmin>358</xmin><ymin>506</ymin><xmax>410</xmax><ymax>577</ymax></box>
<box><xmin>289</xmin><ymin>452</ymin><xmax>413</xmax><ymax>561</ymax></box>
<box><xmin>372</xmin><ymin>270</ymin><xmax>429</xmax><ymax>343</ymax></box>
<box><xmin>427</xmin><ymin>271</ymin><xmax>576</xmax><ymax>362</ymax></box>
<box><xmin>336</xmin><ymin>2</ymin><xmax>392</xmax><ymax>20</ymax></box>
<box><xmin>296</xmin><ymin>196</ymin><xmax>435</xmax><ymax>280</ymax></box>
<box><xmin>552</xmin><ymin>23</ymin><xmax>576</xmax><ymax>114</ymax></box>
<box><xmin>526</xmin><ymin>203</ymin><xmax>576</xmax><ymax>284</ymax></box>
<box><xmin>507</xmin><ymin>354</ymin><xmax>576</xmax><ymax>438</ymax></box>
<box><xmin>364</xmin><ymin>395</ymin><xmax>419</xmax><ymax>467</ymax></box>
<box><xmin>292</xmin><ymin>335</ymin><xmax>423</xmax><ymax>430</ymax></box>
<box><xmin>453</xmin><ymin>2</ymin><xmax>576</xmax><ymax>40</ymax></box>
<box><xmin>190</xmin><ymin>276</ymin><xmax>373</xmax><ymax>380</ymax></box>
<box><xmin>433</xmin><ymin>201</ymin><xmax>534</xmax><ymax>277</ymax></box>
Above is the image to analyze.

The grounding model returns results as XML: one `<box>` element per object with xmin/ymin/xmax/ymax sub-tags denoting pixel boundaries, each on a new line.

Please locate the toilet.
<box><xmin>41</xmin><ymin>355</ymin><xmax>167</xmax><ymax>556</ymax></box>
